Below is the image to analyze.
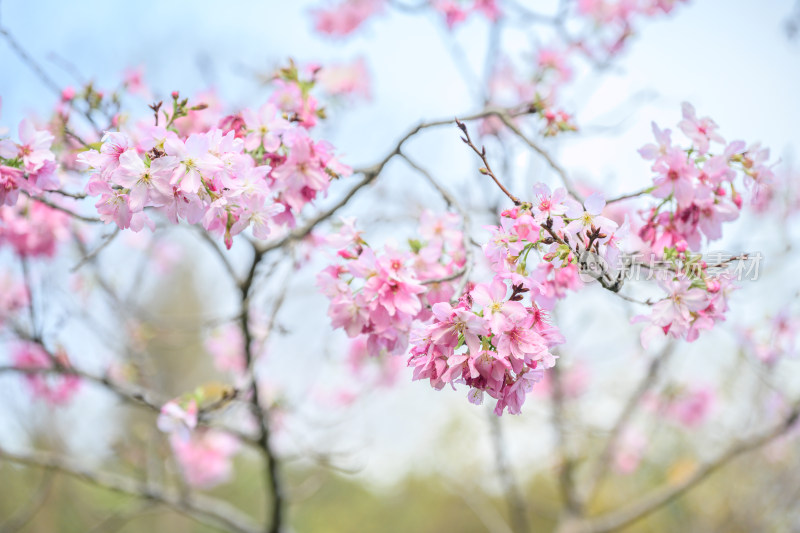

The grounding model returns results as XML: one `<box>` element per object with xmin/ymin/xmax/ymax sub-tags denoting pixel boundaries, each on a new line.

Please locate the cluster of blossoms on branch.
<box><xmin>0</xmin><ymin>113</ymin><xmax>60</xmax><ymax>207</ymax></box>
<box><xmin>741</xmin><ymin>306</ymin><xmax>800</xmax><ymax>366</ymax></box>
<box><xmin>320</xmin><ymin>182</ymin><xmax>622</xmax><ymax>414</ymax></box>
<box><xmin>629</xmin><ymin>103</ymin><xmax>776</xmax><ymax>347</ymax></box>
<box><xmin>319</xmin><ymin>101</ymin><xmax>778</xmax><ymax>415</ymax></box>
<box><xmin>0</xmin><ymin>54</ymin><xmax>374</xmax><ymax>485</ymax></box>
<box><xmin>78</xmin><ymin>64</ymin><xmax>351</xmax><ymax>248</ymax></box>
<box><xmin>11</xmin><ymin>342</ymin><xmax>81</xmax><ymax>405</ymax></box>
<box><xmin>318</xmin><ymin>211</ymin><xmax>466</xmax><ymax>358</ymax></box>
<box><xmin>156</xmin><ymin>385</ymin><xmax>242</xmax><ymax>488</ymax></box>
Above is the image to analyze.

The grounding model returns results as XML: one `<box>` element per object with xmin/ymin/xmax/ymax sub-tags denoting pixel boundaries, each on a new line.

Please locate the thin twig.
<box><xmin>606</xmin><ymin>187</ymin><xmax>653</xmax><ymax>204</ymax></box>
<box><xmin>237</xmin><ymin>248</ymin><xmax>283</xmax><ymax>533</ymax></box>
<box><xmin>255</xmin><ymin>106</ymin><xmax>535</xmax><ymax>255</ymax></box>
<box><xmin>22</xmin><ymin>191</ymin><xmax>102</xmax><ymax>223</ymax></box>
<box><xmin>195</xmin><ymin>227</ymin><xmax>239</xmax><ymax>284</ymax></box>
<box><xmin>71</xmin><ymin>228</ymin><xmax>120</xmax><ymax>272</ymax></box>
<box><xmin>397</xmin><ymin>152</ymin><xmax>474</xmax><ymax>299</ymax></box>
<box><xmin>456</xmin><ymin>118</ymin><xmax>522</xmax><ymax>205</ymax></box>
<box><xmin>493</xmin><ymin>110</ymin><xmax>583</xmax><ymax>203</ymax></box>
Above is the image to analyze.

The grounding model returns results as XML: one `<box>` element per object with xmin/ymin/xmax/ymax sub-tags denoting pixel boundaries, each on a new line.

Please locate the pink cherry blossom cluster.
<box><xmin>407</xmin><ymin>279</ymin><xmax>563</xmax><ymax>415</ymax></box>
<box><xmin>311</xmin><ymin>0</ymin><xmax>385</xmax><ymax>36</ymax></box>
<box><xmin>78</xmin><ymin>83</ymin><xmax>350</xmax><ymax>247</ymax></box>
<box><xmin>485</xmin><ymin>183</ymin><xmax>621</xmax><ymax>306</ymax></box>
<box><xmin>636</xmin><ymin>103</ymin><xmax>774</xmax><ymax>254</ymax></box>
<box><xmin>575</xmin><ymin>0</ymin><xmax>688</xmax><ymax>57</ymax></box>
<box><xmin>630</xmin><ymin>104</ymin><xmax>776</xmax><ymax>347</ymax></box>
<box><xmin>741</xmin><ymin>306</ymin><xmax>800</xmax><ymax>366</ymax></box>
<box><xmin>645</xmin><ymin>384</ymin><xmax>715</xmax><ymax>428</ymax></box>
<box><xmin>170</xmin><ymin>429</ymin><xmax>240</xmax><ymax>489</ymax></box>
<box><xmin>430</xmin><ymin>0</ymin><xmax>501</xmax><ymax>29</ymax></box>
<box><xmin>12</xmin><ymin>342</ymin><xmax>81</xmax><ymax>405</ymax></box>
<box><xmin>318</xmin><ymin>211</ymin><xmax>465</xmax><ymax>358</ymax></box>
<box><xmin>578</xmin><ymin>0</ymin><xmax>686</xmax><ymax>24</ymax></box>
<box><xmin>0</xmin><ymin>273</ymin><xmax>28</xmax><ymax>326</ymax></box>
<box><xmin>205</xmin><ymin>323</ymin><xmax>246</xmax><ymax>376</ymax></box>
<box><xmin>316</xmin><ymin>57</ymin><xmax>372</xmax><ymax>101</ymax></box>
<box><xmin>157</xmin><ymin>390</ymin><xmax>240</xmax><ymax>488</ymax></box>
<box><xmin>0</xmin><ymin>196</ymin><xmax>70</xmax><ymax>257</ymax></box>
<box><xmin>633</xmin><ymin>272</ymin><xmax>736</xmax><ymax>349</ymax></box>
<box><xmin>321</xmin><ymin>185</ymin><xmax>629</xmax><ymax>414</ymax></box>
<box><xmin>0</xmin><ymin>118</ymin><xmax>60</xmax><ymax>207</ymax></box>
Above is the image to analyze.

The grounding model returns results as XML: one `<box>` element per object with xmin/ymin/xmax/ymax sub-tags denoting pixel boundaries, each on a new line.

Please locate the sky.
<box><xmin>1</xmin><ymin>0</ymin><xmax>799</xmax><ymax>489</ymax></box>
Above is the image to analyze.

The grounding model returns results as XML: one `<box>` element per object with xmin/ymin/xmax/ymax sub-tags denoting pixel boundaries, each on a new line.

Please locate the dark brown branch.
<box><xmin>237</xmin><ymin>248</ymin><xmax>283</xmax><ymax>533</ymax></box>
<box><xmin>456</xmin><ymin>118</ymin><xmax>522</xmax><ymax>206</ymax></box>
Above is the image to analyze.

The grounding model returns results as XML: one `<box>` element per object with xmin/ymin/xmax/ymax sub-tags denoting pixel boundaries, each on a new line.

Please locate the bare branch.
<box><xmin>456</xmin><ymin>118</ymin><xmax>522</xmax><ymax>206</ymax></box>
<box><xmin>21</xmin><ymin>191</ymin><xmax>103</xmax><ymax>224</ymax></box>
<box><xmin>254</xmin><ymin>106</ymin><xmax>536</xmax><ymax>255</ymax></box>
<box><xmin>580</xmin><ymin>343</ymin><xmax>675</xmax><ymax>508</ymax></box>
<box><xmin>587</xmin><ymin>398</ymin><xmax>800</xmax><ymax>533</ymax></box>
<box><xmin>0</xmin><ymin>448</ymin><xmax>260</xmax><ymax>533</ymax></box>
<box><xmin>71</xmin><ymin>228</ymin><xmax>120</xmax><ymax>272</ymax></box>
<box><xmin>606</xmin><ymin>187</ymin><xmax>654</xmax><ymax>204</ymax></box>
<box><xmin>237</xmin><ymin>248</ymin><xmax>284</xmax><ymax>533</ymax></box>
<box><xmin>397</xmin><ymin>152</ymin><xmax>474</xmax><ymax>299</ymax></box>
<box><xmin>195</xmin><ymin>227</ymin><xmax>239</xmax><ymax>284</ymax></box>
<box><xmin>488</xmin><ymin>411</ymin><xmax>530</xmax><ymax>533</ymax></box>
<box><xmin>550</xmin><ymin>362</ymin><xmax>580</xmax><ymax>516</ymax></box>
<box><xmin>492</xmin><ymin>111</ymin><xmax>583</xmax><ymax>203</ymax></box>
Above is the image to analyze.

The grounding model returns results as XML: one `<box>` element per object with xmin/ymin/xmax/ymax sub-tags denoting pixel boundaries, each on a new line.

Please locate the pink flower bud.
<box><xmin>706</xmin><ymin>279</ymin><xmax>721</xmax><ymax>292</ymax></box>
<box><xmin>714</xmin><ymin>186</ymin><xmax>726</xmax><ymax>196</ymax></box>
<box><xmin>675</xmin><ymin>240</ymin><xmax>688</xmax><ymax>253</ymax></box>
<box><xmin>61</xmin><ymin>87</ymin><xmax>75</xmax><ymax>101</ymax></box>
<box><xmin>171</xmin><ymin>91</ymin><xmax>180</xmax><ymax>100</ymax></box>
<box><xmin>732</xmin><ymin>191</ymin><xmax>743</xmax><ymax>209</ymax></box>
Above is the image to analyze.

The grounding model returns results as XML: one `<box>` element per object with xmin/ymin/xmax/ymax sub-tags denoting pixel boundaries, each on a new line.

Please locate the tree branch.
<box><xmin>397</xmin><ymin>152</ymin><xmax>474</xmax><ymax>300</ymax></box>
<box><xmin>493</xmin><ymin>110</ymin><xmax>583</xmax><ymax>203</ymax></box>
<box><xmin>0</xmin><ymin>448</ymin><xmax>261</xmax><ymax>533</ymax></box>
<box><xmin>488</xmin><ymin>411</ymin><xmax>530</xmax><ymax>533</ymax></box>
<box><xmin>254</xmin><ymin>106</ymin><xmax>535</xmax><ymax>255</ymax></box>
<box><xmin>550</xmin><ymin>362</ymin><xmax>580</xmax><ymax>516</ymax></box>
<box><xmin>580</xmin><ymin>343</ymin><xmax>675</xmax><ymax>509</ymax></box>
<box><xmin>586</xmin><ymin>398</ymin><xmax>800</xmax><ymax>533</ymax></box>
